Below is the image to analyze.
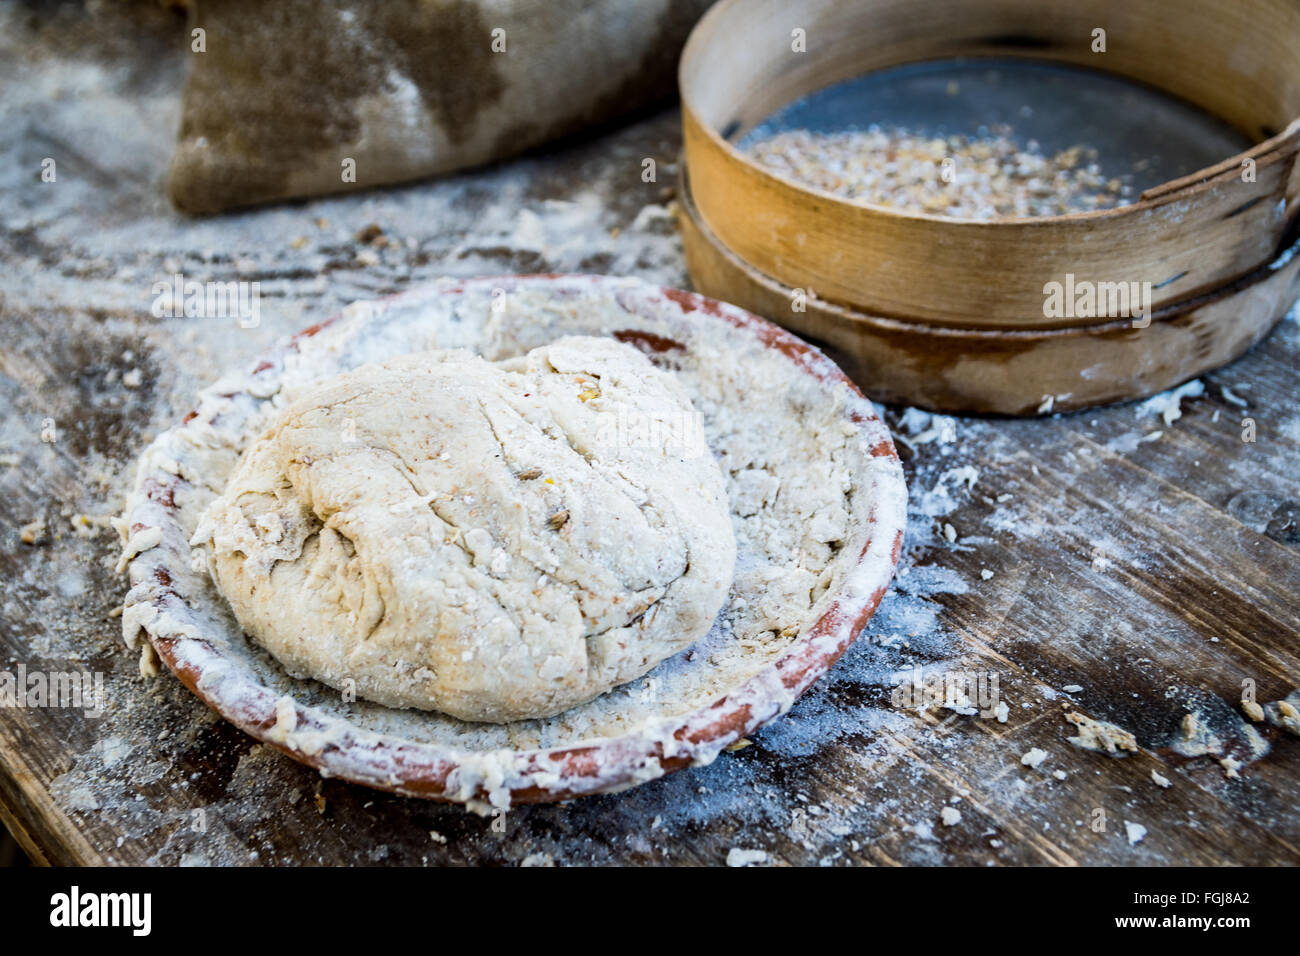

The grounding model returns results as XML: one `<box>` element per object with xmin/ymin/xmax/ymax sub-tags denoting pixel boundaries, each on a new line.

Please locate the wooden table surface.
<box><xmin>1</xmin><ymin>2</ymin><xmax>1296</xmax><ymax>867</ymax></box>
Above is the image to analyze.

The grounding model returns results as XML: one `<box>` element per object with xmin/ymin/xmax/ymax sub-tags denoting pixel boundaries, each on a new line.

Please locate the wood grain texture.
<box><xmin>0</xmin><ymin>1</ymin><xmax>1296</xmax><ymax>867</ymax></box>
<box><xmin>678</xmin><ymin>174</ymin><xmax>1300</xmax><ymax>414</ymax></box>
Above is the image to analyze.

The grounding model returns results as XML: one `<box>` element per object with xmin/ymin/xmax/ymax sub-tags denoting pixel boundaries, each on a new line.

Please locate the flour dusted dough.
<box><xmin>191</xmin><ymin>336</ymin><xmax>736</xmax><ymax>722</ymax></box>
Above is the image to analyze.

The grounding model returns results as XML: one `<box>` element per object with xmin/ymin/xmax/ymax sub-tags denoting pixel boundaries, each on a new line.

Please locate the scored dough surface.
<box><xmin>191</xmin><ymin>335</ymin><xmax>736</xmax><ymax>722</ymax></box>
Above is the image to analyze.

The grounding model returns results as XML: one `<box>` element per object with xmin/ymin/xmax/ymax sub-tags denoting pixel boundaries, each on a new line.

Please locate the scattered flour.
<box><xmin>726</xmin><ymin>847</ymin><xmax>768</xmax><ymax>867</ymax></box>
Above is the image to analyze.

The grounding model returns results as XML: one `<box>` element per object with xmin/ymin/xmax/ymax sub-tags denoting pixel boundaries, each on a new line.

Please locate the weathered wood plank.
<box><xmin>0</xmin><ymin>0</ymin><xmax>1295</xmax><ymax>867</ymax></box>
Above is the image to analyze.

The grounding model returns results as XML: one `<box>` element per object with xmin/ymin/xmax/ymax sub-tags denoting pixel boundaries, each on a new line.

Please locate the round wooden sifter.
<box><xmin>118</xmin><ymin>276</ymin><xmax>907</xmax><ymax>808</ymax></box>
<box><xmin>678</xmin><ymin>0</ymin><xmax>1300</xmax><ymax>414</ymax></box>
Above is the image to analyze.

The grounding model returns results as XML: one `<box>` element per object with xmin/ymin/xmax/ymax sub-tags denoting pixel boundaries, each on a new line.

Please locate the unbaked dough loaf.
<box><xmin>191</xmin><ymin>336</ymin><xmax>736</xmax><ymax>722</ymax></box>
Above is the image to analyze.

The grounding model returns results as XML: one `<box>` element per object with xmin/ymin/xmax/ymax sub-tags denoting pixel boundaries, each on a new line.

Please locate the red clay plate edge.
<box><xmin>119</xmin><ymin>275</ymin><xmax>908</xmax><ymax>808</ymax></box>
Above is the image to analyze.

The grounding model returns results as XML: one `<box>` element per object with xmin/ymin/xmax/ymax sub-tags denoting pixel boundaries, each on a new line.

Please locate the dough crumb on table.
<box><xmin>1021</xmin><ymin>747</ymin><xmax>1049</xmax><ymax>769</ymax></box>
<box><xmin>1064</xmin><ymin>711</ymin><xmax>1139</xmax><ymax>755</ymax></box>
<box><xmin>19</xmin><ymin>518</ymin><xmax>47</xmax><ymax>545</ymax></box>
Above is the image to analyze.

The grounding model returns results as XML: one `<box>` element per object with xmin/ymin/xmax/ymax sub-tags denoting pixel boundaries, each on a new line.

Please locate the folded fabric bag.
<box><xmin>168</xmin><ymin>0</ymin><xmax>713</xmax><ymax>213</ymax></box>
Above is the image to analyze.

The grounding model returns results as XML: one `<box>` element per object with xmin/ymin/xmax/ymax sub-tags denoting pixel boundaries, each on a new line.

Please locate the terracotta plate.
<box><xmin>119</xmin><ymin>275</ymin><xmax>907</xmax><ymax>808</ymax></box>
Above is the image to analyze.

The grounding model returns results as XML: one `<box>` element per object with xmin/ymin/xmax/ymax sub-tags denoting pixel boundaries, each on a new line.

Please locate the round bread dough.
<box><xmin>191</xmin><ymin>336</ymin><xmax>736</xmax><ymax>722</ymax></box>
